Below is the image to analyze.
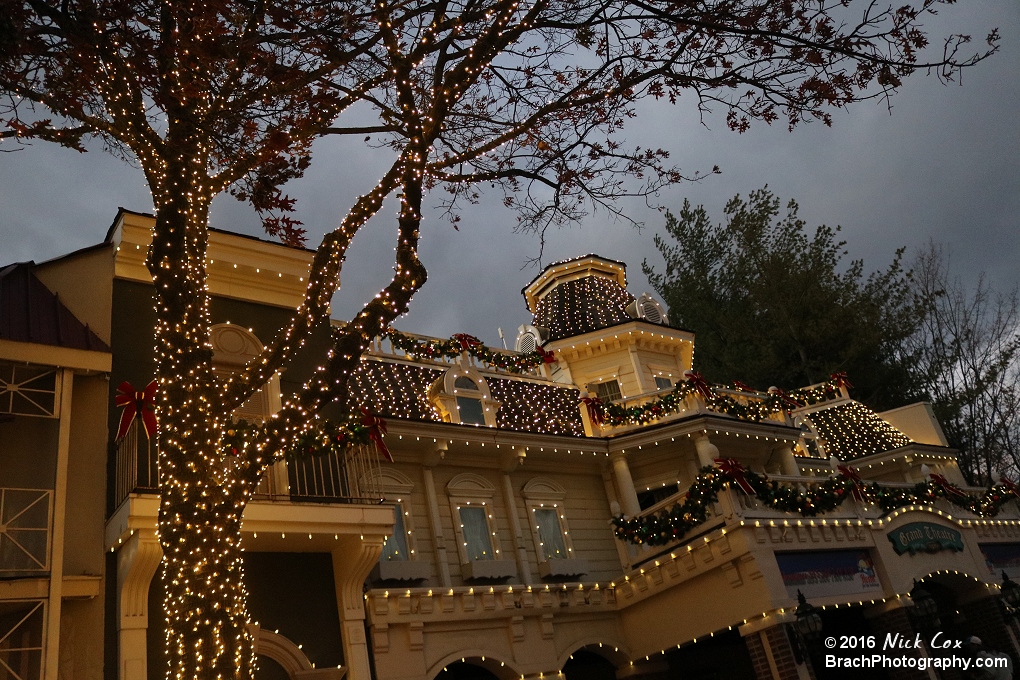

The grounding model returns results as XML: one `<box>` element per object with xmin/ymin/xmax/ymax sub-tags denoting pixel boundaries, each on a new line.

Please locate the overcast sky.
<box><xmin>1</xmin><ymin>0</ymin><xmax>1017</xmax><ymax>350</ymax></box>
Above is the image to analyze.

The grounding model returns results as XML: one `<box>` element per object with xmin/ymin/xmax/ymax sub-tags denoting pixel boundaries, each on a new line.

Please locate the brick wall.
<box><xmin>868</xmin><ymin>608</ymin><xmax>928</xmax><ymax>680</ymax></box>
<box><xmin>960</xmin><ymin>596</ymin><xmax>1019</xmax><ymax>667</ymax></box>
<box><xmin>743</xmin><ymin>626</ymin><xmax>815</xmax><ymax>680</ymax></box>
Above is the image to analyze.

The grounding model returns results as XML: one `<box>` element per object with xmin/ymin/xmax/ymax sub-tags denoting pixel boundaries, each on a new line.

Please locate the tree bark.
<box><xmin>147</xmin><ymin>168</ymin><xmax>255</xmax><ymax>680</ymax></box>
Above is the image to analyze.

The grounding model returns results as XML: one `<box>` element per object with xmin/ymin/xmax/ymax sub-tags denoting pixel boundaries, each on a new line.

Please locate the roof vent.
<box><xmin>515</xmin><ymin>324</ymin><xmax>548</xmax><ymax>354</ymax></box>
<box><xmin>626</xmin><ymin>293</ymin><xmax>668</xmax><ymax>325</ymax></box>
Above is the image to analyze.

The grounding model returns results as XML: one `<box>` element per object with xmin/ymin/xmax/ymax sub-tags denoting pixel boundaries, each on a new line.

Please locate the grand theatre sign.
<box><xmin>889</xmin><ymin>522</ymin><xmax>966</xmax><ymax>556</ymax></box>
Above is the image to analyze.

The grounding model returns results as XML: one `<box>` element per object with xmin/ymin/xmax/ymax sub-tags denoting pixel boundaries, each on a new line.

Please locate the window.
<box><xmin>446</xmin><ymin>473</ymin><xmax>516</xmax><ymax>581</ymax></box>
<box><xmin>456</xmin><ymin>396</ymin><xmax>486</xmax><ymax>425</ymax></box>
<box><xmin>593</xmin><ymin>380</ymin><xmax>622</xmax><ymax>402</ymax></box>
<box><xmin>521</xmin><ymin>478</ymin><xmax>587</xmax><ymax>578</ymax></box>
<box><xmin>381</xmin><ymin>503</ymin><xmax>409</xmax><ymax>561</ymax></box>
<box><xmin>533</xmin><ymin>508</ymin><xmax>568</xmax><ymax>560</ymax></box>
<box><xmin>430</xmin><ymin>367</ymin><xmax>501</xmax><ymax>426</ymax></box>
<box><xmin>458</xmin><ymin>506</ymin><xmax>494</xmax><ymax>561</ymax></box>
<box><xmin>654</xmin><ymin>376</ymin><xmax>672</xmax><ymax>391</ymax></box>
<box><xmin>454</xmin><ymin>376</ymin><xmax>478</xmax><ymax>390</ymax></box>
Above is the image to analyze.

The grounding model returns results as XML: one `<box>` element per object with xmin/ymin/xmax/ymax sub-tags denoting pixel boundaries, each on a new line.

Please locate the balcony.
<box><xmin>362</xmin><ymin>328</ymin><xmax>545</xmax><ymax>378</ymax></box>
<box><xmin>598</xmin><ymin>386</ymin><xmax>792</xmax><ymax>435</ymax></box>
<box><xmin>113</xmin><ymin>420</ymin><xmax>385</xmax><ymax>508</ymax></box>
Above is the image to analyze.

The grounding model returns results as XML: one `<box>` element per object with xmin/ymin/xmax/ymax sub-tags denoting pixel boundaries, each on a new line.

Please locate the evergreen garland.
<box><xmin>384</xmin><ymin>328</ymin><xmax>553</xmax><ymax>372</ymax></box>
<box><xmin>613</xmin><ymin>464</ymin><xmax>1020</xmax><ymax>546</ymax></box>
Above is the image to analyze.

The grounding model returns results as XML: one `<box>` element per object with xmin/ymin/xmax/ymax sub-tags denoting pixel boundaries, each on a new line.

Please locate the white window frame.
<box><xmin>429</xmin><ymin>364</ymin><xmax>501</xmax><ymax>427</ymax></box>
<box><xmin>365</xmin><ymin>468</ymin><xmax>430</xmax><ymax>582</ymax></box>
<box><xmin>522</xmin><ymin>478</ymin><xmax>587</xmax><ymax>578</ymax></box>
<box><xmin>446</xmin><ymin>473</ymin><xmax>516</xmax><ymax>581</ymax></box>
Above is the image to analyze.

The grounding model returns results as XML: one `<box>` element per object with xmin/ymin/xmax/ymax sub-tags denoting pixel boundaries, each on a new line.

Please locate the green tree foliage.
<box><xmin>643</xmin><ymin>188</ymin><xmax>920</xmax><ymax>410</ymax></box>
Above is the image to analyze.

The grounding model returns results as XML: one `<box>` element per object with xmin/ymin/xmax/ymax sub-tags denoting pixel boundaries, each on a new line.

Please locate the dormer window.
<box><xmin>429</xmin><ymin>365</ymin><xmax>501</xmax><ymax>427</ymax></box>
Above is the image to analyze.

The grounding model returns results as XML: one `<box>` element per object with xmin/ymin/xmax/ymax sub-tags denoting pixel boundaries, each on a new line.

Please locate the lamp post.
<box><xmin>909</xmin><ymin>579</ymin><xmax>941</xmax><ymax>631</ymax></box>
<box><xmin>789</xmin><ymin>590</ymin><xmax>824</xmax><ymax>664</ymax></box>
<box><xmin>1000</xmin><ymin>571</ymin><xmax>1020</xmax><ymax>618</ymax></box>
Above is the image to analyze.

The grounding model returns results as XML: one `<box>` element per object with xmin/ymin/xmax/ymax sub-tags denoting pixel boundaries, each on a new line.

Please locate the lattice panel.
<box><xmin>0</xmin><ymin>364</ymin><xmax>57</xmax><ymax>419</ymax></box>
<box><xmin>0</xmin><ymin>600</ymin><xmax>44</xmax><ymax>680</ymax></box>
<box><xmin>0</xmin><ymin>490</ymin><xmax>51</xmax><ymax>574</ymax></box>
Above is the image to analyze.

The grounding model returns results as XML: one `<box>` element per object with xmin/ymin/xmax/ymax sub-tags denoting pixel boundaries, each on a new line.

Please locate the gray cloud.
<box><xmin>2</xmin><ymin>0</ymin><xmax>1016</xmax><ymax>350</ymax></box>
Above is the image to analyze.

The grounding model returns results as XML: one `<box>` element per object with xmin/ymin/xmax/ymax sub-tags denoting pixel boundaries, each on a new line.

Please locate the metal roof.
<box><xmin>0</xmin><ymin>262</ymin><xmax>110</xmax><ymax>352</ymax></box>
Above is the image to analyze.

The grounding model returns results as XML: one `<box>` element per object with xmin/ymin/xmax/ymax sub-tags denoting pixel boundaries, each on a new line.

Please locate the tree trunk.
<box><xmin>147</xmin><ymin>179</ymin><xmax>256</xmax><ymax>680</ymax></box>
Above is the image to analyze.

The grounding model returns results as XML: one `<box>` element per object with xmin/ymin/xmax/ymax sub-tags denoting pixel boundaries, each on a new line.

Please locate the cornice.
<box><xmin>109</xmin><ymin>211</ymin><xmax>314</xmax><ymax>309</ymax></box>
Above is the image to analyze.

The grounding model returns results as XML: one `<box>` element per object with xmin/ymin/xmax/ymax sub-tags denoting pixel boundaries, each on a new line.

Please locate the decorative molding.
<box><xmin>446</xmin><ymin>473</ymin><xmax>496</xmax><ymax>498</ymax></box>
<box><xmin>521</xmin><ymin>478</ymin><xmax>566</xmax><ymax>502</ymax></box>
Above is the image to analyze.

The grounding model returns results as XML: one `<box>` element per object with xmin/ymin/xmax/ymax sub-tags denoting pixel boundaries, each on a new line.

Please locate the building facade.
<box><xmin>2</xmin><ymin>211</ymin><xmax>1020</xmax><ymax>680</ymax></box>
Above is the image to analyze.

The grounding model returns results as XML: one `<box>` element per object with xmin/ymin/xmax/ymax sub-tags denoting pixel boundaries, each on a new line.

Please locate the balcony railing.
<box><xmin>362</xmin><ymin>329</ymin><xmax>545</xmax><ymax>378</ymax></box>
<box><xmin>114</xmin><ymin>420</ymin><xmax>383</xmax><ymax>507</ymax></box>
<box><xmin>599</xmin><ymin>386</ymin><xmax>793</xmax><ymax>434</ymax></box>
<box><xmin>0</xmin><ymin>488</ymin><xmax>52</xmax><ymax>575</ymax></box>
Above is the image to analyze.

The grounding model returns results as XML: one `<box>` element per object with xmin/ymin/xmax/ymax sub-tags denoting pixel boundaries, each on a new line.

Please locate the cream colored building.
<box><xmin>2</xmin><ymin>216</ymin><xmax>1020</xmax><ymax>680</ymax></box>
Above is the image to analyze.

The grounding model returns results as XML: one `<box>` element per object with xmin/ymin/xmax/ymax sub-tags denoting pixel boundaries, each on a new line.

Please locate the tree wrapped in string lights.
<box><xmin>0</xmin><ymin>0</ymin><xmax>997</xmax><ymax>678</ymax></box>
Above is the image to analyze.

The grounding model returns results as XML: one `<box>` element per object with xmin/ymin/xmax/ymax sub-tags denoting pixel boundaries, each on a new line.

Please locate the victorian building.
<box><xmin>1</xmin><ymin>210</ymin><xmax>1019</xmax><ymax>680</ymax></box>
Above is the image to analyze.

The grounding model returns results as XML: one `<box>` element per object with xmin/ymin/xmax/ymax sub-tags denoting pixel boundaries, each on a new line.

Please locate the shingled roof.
<box><xmin>0</xmin><ymin>263</ymin><xmax>109</xmax><ymax>352</ymax></box>
<box><xmin>346</xmin><ymin>358</ymin><xmax>585</xmax><ymax>437</ymax></box>
<box><xmin>802</xmin><ymin>401</ymin><xmax>912</xmax><ymax>460</ymax></box>
<box><xmin>532</xmin><ymin>275</ymin><xmax>636</xmax><ymax>342</ymax></box>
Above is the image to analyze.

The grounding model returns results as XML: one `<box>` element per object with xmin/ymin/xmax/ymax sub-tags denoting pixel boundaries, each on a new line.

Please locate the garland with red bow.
<box><xmin>361</xmin><ymin>407</ymin><xmax>392</xmax><ymax>462</ymax></box>
<box><xmin>612</xmin><ymin>463</ymin><xmax>1020</xmax><ymax>546</ymax></box>
<box><xmin>683</xmin><ymin>370</ymin><xmax>713</xmax><ymax>401</ymax></box>
<box><xmin>580</xmin><ymin>396</ymin><xmax>605</xmax><ymax>426</ymax></box>
<box><xmin>384</xmin><ymin>328</ymin><xmax>556</xmax><ymax>373</ymax></box>
<box><xmin>838</xmin><ymin>464</ymin><xmax>865</xmax><ymax>502</ymax></box>
<box><xmin>596</xmin><ymin>376</ymin><xmax>845</xmax><ymax>428</ymax></box>
<box><xmin>830</xmin><ymin>372</ymin><xmax>854</xmax><ymax>390</ymax></box>
<box><xmin>714</xmin><ymin>458</ymin><xmax>756</xmax><ymax>495</ymax></box>
<box><xmin>114</xmin><ymin>380</ymin><xmax>158</xmax><ymax>441</ymax></box>
<box><xmin>282</xmin><ymin>408</ymin><xmax>395</xmax><ymax>465</ymax></box>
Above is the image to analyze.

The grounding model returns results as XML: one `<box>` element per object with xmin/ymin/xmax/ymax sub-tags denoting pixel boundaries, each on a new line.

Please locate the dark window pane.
<box><xmin>456</xmin><ymin>397</ymin><xmax>486</xmax><ymax>425</ymax></box>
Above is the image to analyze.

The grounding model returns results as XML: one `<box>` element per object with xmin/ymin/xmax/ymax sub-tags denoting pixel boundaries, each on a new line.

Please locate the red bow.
<box><xmin>999</xmin><ymin>476</ymin><xmax>1020</xmax><ymax>499</ymax></box>
<box><xmin>830</xmin><ymin>372</ymin><xmax>854</xmax><ymax>390</ymax></box>
<box><xmin>768</xmin><ymin>386</ymin><xmax>801</xmax><ymax>408</ymax></box>
<box><xmin>838</xmin><ymin>465</ymin><xmax>865</xmax><ymax>502</ymax></box>
<box><xmin>714</xmin><ymin>458</ymin><xmax>756</xmax><ymax>496</ymax></box>
<box><xmin>453</xmin><ymin>334</ymin><xmax>482</xmax><ymax>350</ymax></box>
<box><xmin>930</xmin><ymin>473</ymin><xmax>967</xmax><ymax>501</ymax></box>
<box><xmin>580</xmin><ymin>396</ymin><xmax>604</xmax><ymax>426</ymax></box>
<box><xmin>115</xmin><ymin>380</ymin><xmax>158</xmax><ymax>441</ymax></box>
<box><xmin>732</xmin><ymin>380</ymin><xmax>756</xmax><ymax>392</ymax></box>
<box><xmin>360</xmin><ymin>407</ymin><xmax>392</xmax><ymax>462</ymax></box>
<box><xmin>684</xmin><ymin>370</ymin><xmax>713</xmax><ymax>401</ymax></box>
<box><xmin>535</xmin><ymin>344</ymin><xmax>557</xmax><ymax>364</ymax></box>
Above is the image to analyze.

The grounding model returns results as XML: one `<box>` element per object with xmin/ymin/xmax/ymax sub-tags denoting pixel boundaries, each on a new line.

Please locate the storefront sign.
<box><xmin>776</xmin><ymin>550</ymin><xmax>881</xmax><ymax>599</ymax></box>
<box><xmin>980</xmin><ymin>543</ymin><xmax>1020</xmax><ymax>579</ymax></box>
<box><xmin>888</xmin><ymin>522</ymin><xmax>964</xmax><ymax>555</ymax></box>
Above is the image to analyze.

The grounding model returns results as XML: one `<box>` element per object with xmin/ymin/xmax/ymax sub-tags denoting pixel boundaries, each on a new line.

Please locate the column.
<box><xmin>43</xmin><ymin>369</ymin><xmax>74</xmax><ymax>680</ymax></box>
<box><xmin>117</xmin><ymin>529</ymin><xmax>163</xmax><ymax>680</ymax></box>
<box><xmin>332</xmin><ymin>535</ymin><xmax>386</xmax><ymax>680</ymax></box>
<box><xmin>421</xmin><ymin>466</ymin><xmax>452</xmax><ymax>587</ymax></box>
<box><xmin>500</xmin><ymin>452</ymin><xmax>533</xmax><ymax>584</ymax></box>
<box><xmin>610</xmin><ymin>451</ymin><xmax>641</xmax><ymax>518</ymax></box>
<box><xmin>694</xmin><ymin>434</ymin><xmax>719</xmax><ymax>469</ymax></box>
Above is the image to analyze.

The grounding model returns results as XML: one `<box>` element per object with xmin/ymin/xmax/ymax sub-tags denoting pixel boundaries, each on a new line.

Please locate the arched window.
<box><xmin>210</xmin><ymin>323</ymin><xmax>281</xmax><ymax>423</ymax></box>
<box><xmin>429</xmin><ymin>365</ymin><xmax>500</xmax><ymax>427</ymax></box>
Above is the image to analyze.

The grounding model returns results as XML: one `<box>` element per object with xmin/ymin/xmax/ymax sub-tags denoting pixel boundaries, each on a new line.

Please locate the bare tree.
<box><xmin>909</xmin><ymin>243</ymin><xmax>1020</xmax><ymax>485</ymax></box>
<box><xmin>0</xmin><ymin>0</ymin><xmax>997</xmax><ymax>677</ymax></box>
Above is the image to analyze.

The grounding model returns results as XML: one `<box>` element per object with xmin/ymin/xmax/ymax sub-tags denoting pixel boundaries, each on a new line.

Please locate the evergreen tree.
<box><xmin>643</xmin><ymin>188</ymin><xmax>920</xmax><ymax>410</ymax></box>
